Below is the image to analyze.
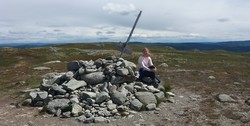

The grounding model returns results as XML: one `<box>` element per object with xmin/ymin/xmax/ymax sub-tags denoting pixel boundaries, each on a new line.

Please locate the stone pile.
<box><xmin>25</xmin><ymin>56</ymin><xmax>166</xmax><ymax>123</ymax></box>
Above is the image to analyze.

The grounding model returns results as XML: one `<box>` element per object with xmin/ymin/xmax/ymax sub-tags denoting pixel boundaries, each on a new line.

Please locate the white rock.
<box><xmin>166</xmin><ymin>92</ymin><xmax>176</xmax><ymax>97</ymax></box>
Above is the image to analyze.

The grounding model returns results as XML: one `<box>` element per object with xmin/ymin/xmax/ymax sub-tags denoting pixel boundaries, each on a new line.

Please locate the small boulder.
<box><xmin>135</xmin><ymin>92</ymin><xmax>157</xmax><ymax>105</ymax></box>
<box><xmin>130</xmin><ymin>99</ymin><xmax>143</xmax><ymax>111</ymax></box>
<box><xmin>62</xmin><ymin>79</ymin><xmax>87</xmax><ymax>91</ymax></box>
<box><xmin>81</xmin><ymin>72</ymin><xmax>105</xmax><ymax>85</ymax></box>
<box><xmin>217</xmin><ymin>94</ymin><xmax>236</xmax><ymax>103</ymax></box>
<box><xmin>95</xmin><ymin>92</ymin><xmax>110</xmax><ymax>104</ymax></box>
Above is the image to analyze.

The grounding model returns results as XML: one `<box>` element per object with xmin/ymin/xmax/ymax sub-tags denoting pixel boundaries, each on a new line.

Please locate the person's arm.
<box><xmin>148</xmin><ymin>57</ymin><xmax>157</xmax><ymax>72</ymax></box>
<box><xmin>148</xmin><ymin>57</ymin><xmax>153</xmax><ymax>66</ymax></box>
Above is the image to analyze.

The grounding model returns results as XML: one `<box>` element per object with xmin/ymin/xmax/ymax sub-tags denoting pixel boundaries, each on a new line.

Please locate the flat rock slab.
<box><xmin>217</xmin><ymin>94</ymin><xmax>236</xmax><ymax>103</ymax></box>
<box><xmin>62</xmin><ymin>79</ymin><xmax>87</xmax><ymax>91</ymax></box>
<box><xmin>135</xmin><ymin>92</ymin><xmax>157</xmax><ymax>105</ymax></box>
<box><xmin>33</xmin><ymin>66</ymin><xmax>51</xmax><ymax>70</ymax></box>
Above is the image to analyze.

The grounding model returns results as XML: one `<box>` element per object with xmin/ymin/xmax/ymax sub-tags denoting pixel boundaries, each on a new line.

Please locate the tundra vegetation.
<box><xmin>0</xmin><ymin>43</ymin><xmax>249</xmax><ymax>125</ymax></box>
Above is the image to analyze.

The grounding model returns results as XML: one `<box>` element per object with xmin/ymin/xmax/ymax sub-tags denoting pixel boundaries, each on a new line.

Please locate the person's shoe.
<box><xmin>153</xmin><ymin>82</ymin><xmax>159</xmax><ymax>88</ymax></box>
<box><xmin>152</xmin><ymin>79</ymin><xmax>159</xmax><ymax>88</ymax></box>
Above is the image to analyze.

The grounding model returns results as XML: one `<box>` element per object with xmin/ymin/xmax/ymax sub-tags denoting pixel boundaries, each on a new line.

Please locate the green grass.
<box><xmin>0</xmin><ymin>43</ymin><xmax>250</xmax><ymax>100</ymax></box>
<box><xmin>0</xmin><ymin>59</ymin><xmax>18</xmax><ymax>68</ymax></box>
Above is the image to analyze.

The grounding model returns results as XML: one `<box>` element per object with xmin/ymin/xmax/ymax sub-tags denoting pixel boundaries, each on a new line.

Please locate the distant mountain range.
<box><xmin>131</xmin><ymin>40</ymin><xmax>250</xmax><ymax>52</ymax></box>
<box><xmin>1</xmin><ymin>40</ymin><xmax>250</xmax><ymax>52</ymax></box>
<box><xmin>0</xmin><ymin>42</ymin><xmax>62</xmax><ymax>48</ymax></box>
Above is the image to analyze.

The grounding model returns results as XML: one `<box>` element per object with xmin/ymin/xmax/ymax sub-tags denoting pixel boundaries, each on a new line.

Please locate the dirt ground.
<box><xmin>0</xmin><ymin>81</ymin><xmax>249</xmax><ymax>126</ymax></box>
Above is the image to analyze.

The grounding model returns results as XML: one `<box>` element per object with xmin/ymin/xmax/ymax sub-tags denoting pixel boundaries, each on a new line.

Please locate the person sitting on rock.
<box><xmin>138</xmin><ymin>48</ymin><xmax>160</xmax><ymax>87</ymax></box>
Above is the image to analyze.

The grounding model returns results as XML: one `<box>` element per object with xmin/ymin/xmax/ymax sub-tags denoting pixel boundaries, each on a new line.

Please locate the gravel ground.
<box><xmin>0</xmin><ymin>87</ymin><xmax>249</xmax><ymax>126</ymax></box>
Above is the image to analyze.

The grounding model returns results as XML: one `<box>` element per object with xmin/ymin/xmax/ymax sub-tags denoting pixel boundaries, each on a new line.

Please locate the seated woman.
<box><xmin>138</xmin><ymin>48</ymin><xmax>160</xmax><ymax>87</ymax></box>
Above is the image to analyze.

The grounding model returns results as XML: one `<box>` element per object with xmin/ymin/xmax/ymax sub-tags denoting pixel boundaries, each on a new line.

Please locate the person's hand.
<box><xmin>151</xmin><ymin>68</ymin><xmax>157</xmax><ymax>72</ymax></box>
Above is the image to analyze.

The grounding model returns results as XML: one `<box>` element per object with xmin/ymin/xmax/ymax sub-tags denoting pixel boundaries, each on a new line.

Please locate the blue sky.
<box><xmin>1</xmin><ymin>0</ymin><xmax>250</xmax><ymax>43</ymax></box>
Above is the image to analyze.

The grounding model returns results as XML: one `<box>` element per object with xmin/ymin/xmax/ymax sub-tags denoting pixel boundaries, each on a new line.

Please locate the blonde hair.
<box><xmin>142</xmin><ymin>47</ymin><xmax>151</xmax><ymax>56</ymax></box>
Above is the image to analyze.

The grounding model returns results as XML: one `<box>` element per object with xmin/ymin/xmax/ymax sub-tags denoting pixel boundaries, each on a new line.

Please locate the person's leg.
<box><xmin>145</xmin><ymin>71</ymin><xmax>155</xmax><ymax>80</ymax></box>
<box><xmin>155</xmin><ymin>76</ymin><xmax>161</xmax><ymax>83</ymax></box>
<box><xmin>147</xmin><ymin>71</ymin><xmax>160</xmax><ymax>84</ymax></box>
<box><xmin>139</xmin><ymin>68</ymin><xmax>145</xmax><ymax>81</ymax></box>
<box><xmin>146</xmin><ymin>71</ymin><xmax>160</xmax><ymax>88</ymax></box>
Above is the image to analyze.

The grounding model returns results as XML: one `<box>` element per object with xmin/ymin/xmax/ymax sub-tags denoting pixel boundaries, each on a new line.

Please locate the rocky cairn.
<box><xmin>25</xmin><ymin>56</ymin><xmax>166</xmax><ymax>123</ymax></box>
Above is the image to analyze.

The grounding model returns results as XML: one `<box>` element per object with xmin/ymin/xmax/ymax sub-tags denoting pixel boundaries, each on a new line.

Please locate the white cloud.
<box><xmin>1</xmin><ymin>0</ymin><xmax>250</xmax><ymax>43</ymax></box>
<box><xmin>103</xmin><ymin>3</ymin><xmax>137</xmax><ymax>15</ymax></box>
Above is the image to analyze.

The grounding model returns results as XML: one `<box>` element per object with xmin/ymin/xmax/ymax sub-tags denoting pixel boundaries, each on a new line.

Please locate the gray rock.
<box><xmin>100</xmin><ymin>82</ymin><xmax>109</xmax><ymax>93</ymax></box>
<box><xmin>40</xmin><ymin>78</ymin><xmax>58</xmax><ymax>91</ymax></box>
<box><xmin>167</xmin><ymin>97</ymin><xmax>175</xmax><ymax>103</ymax></box>
<box><xmin>21</xmin><ymin>57</ymin><xmax>170</xmax><ymax>124</ymax></box>
<box><xmin>122</xmin><ymin>60</ymin><xmax>137</xmax><ymax>69</ymax></box>
<box><xmin>78</xmin><ymin>67</ymin><xmax>85</xmax><ymax>75</ymax></box>
<box><xmin>79</xmin><ymin>60</ymin><xmax>92</xmax><ymax>67</ymax></box>
<box><xmin>62</xmin><ymin>79</ymin><xmax>87</xmax><ymax>91</ymax></box>
<box><xmin>71</xmin><ymin>103</ymin><xmax>83</xmax><ymax>117</ymax></box>
<box><xmin>47</xmin><ymin>99</ymin><xmax>70</xmax><ymax>114</ymax></box>
<box><xmin>159</xmin><ymin>63</ymin><xmax>168</xmax><ymax>67</ymax></box>
<box><xmin>44</xmin><ymin>60</ymin><xmax>61</xmax><ymax>64</ymax></box>
<box><xmin>62</xmin><ymin>111</ymin><xmax>71</xmax><ymax>118</ymax></box>
<box><xmin>217</xmin><ymin>94</ymin><xmax>236</xmax><ymax>103</ymax></box>
<box><xmin>94</xmin><ymin>58</ymin><xmax>103</xmax><ymax>68</ymax></box>
<box><xmin>81</xmin><ymin>72</ymin><xmax>105</xmax><ymax>85</ymax></box>
<box><xmin>94</xmin><ymin>117</ymin><xmax>108</xmax><ymax>123</ymax></box>
<box><xmin>84</xmin><ymin>117</ymin><xmax>95</xmax><ymax>123</ymax></box>
<box><xmin>85</xmin><ymin>68</ymin><xmax>98</xmax><ymax>73</ymax></box>
<box><xmin>166</xmin><ymin>92</ymin><xmax>176</xmax><ymax>97</ymax></box>
<box><xmin>154</xmin><ymin>92</ymin><xmax>165</xmax><ymax>101</ymax></box>
<box><xmin>65</xmin><ymin>71</ymin><xmax>74</xmax><ymax>80</ymax></box>
<box><xmin>70</xmin><ymin>97</ymin><xmax>79</xmax><ymax>104</ymax></box>
<box><xmin>107</xmin><ymin>104</ymin><xmax>117</xmax><ymax>111</ymax></box>
<box><xmin>51</xmin><ymin>85</ymin><xmax>67</xmax><ymax>95</ymax></box>
<box><xmin>130</xmin><ymin>99</ymin><xmax>143</xmax><ymax>111</ymax></box>
<box><xmin>135</xmin><ymin>92</ymin><xmax>157</xmax><ymax>105</ymax></box>
<box><xmin>29</xmin><ymin>91</ymin><xmax>48</xmax><ymax>101</ymax></box>
<box><xmin>127</xmin><ymin>67</ymin><xmax>135</xmax><ymax>76</ymax></box>
<box><xmin>123</xmin><ymin>75</ymin><xmax>137</xmax><ymax>83</ymax></box>
<box><xmin>115</xmin><ymin>61</ymin><xmax>123</xmax><ymax>67</ymax></box>
<box><xmin>85</xmin><ymin>110</ymin><xmax>93</xmax><ymax>118</ymax></box>
<box><xmin>96</xmin><ymin>92</ymin><xmax>110</xmax><ymax>104</ymax></box>
<box><xmin>117</xmin><ymin>105</ymin><xmax>128</xmax><ymax>112</ymax></box>
<box><xmin>33</xmin><ymin>66</ymin><xmax>51</xmax><ymax>70</ymax></box>
<box><xmin>86</xmin><ymin>98</ymin><xmax>95</xmax><ymax>105</ymax></box>
<box><xmin>67</xmin><ymin>61</ymin><xmax>80</xmax><ymax>71</ymax></box>
<box><xmin>125</xmin><ymin>84</ymin><xmax>134</xmax><ymax>93</ymax></box>
<box><xmin>56</xmin><ymin>109</ymin><xmax>62</xmax><ymax>117</ymax></box>
<box><xmin>76</xmin><ymin>115</ymin><xmax>86</xmax><ymax>123</ymax></box>
<box><xmin>146</xmin><ymin>103</ymin><xmax>156</xmax><ymax>110</ymax></box>
<box><xmin>110</xmin><ymin>76</ymin><xmax>122</xmax><ymax>84</ymax></box>
<box><xmin>110</xmin><ymin>91</ymin><xmax>126</xmax><ymax>105</ymax></box>
<box><xmin>117</xmin><ymin>68</ymin><xmax>129</xmax><ymax>76</ymax></box>
<box><xmin>134</xmin><ymin>82</ymin><xmax>144</xmax><ymax>86</ymax></box>
<box><xmin>147</xmin><ymin>85</ymin><xmax>160</xmax><ymax>93</ymax></box>
<box><xmin>208</xmin><ymin>76</ymin><xmax>216</xmax><ymax>79</ymax></box>
<box><xmin>21</xmin><ymin>98</ymin><xmax>32</xmax><ymax>106</ymax></box>
<box><xmin>80</xmin><ymin>91</ymin><xmax>97</xmax><ymax>100</ymax></box>
<box><xmin>134</xmin><ymin>85</ymin><xmax>148</xmax><ymax>92</ymax></box>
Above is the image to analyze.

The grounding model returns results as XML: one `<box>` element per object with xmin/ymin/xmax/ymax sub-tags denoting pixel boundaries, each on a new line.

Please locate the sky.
<box><xmin>1</xmin><ymin>0</ymin><xmax>250</xmax><ymax>43</ymax></box>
